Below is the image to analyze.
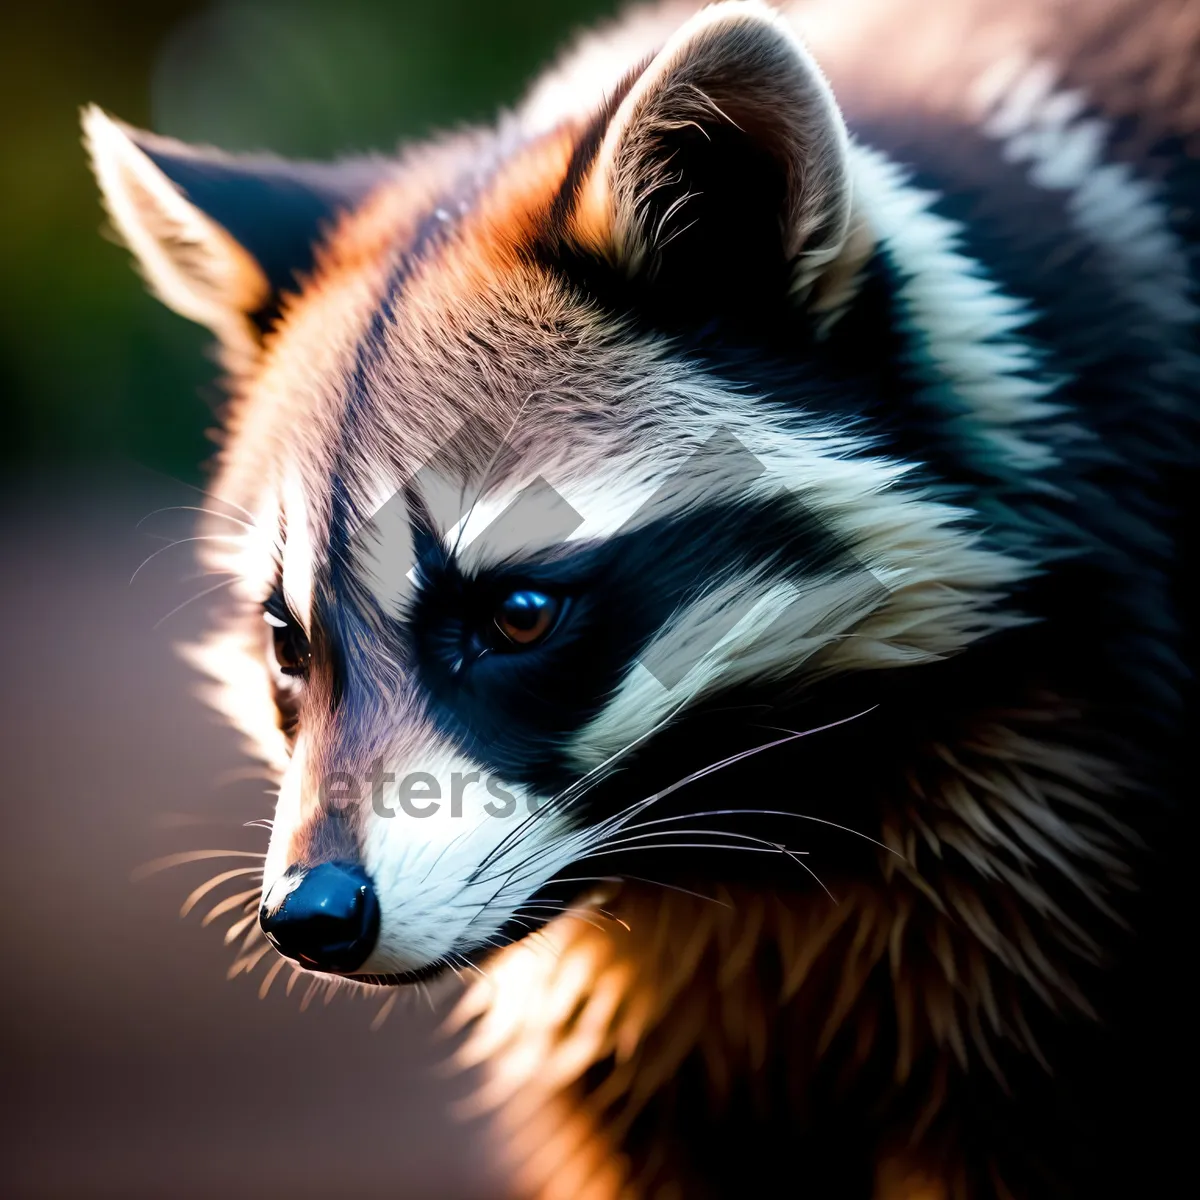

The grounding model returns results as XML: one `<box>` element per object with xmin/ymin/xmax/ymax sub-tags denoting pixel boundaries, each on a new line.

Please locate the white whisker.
<box><xmin>579</xmin><ymin>841</ymin><xmax>836</xmax><ymax>901</ymax></box>
<box><xmin>201</xmin><ymin>887</ymin><xmax>260</xmax><ymax>927</ymax></box>
<box><xmin>223</xmin><ymin>912</ymin><xmax>258</xmax><ymax>945</ymax></box>
<box><xmin>153</xmin><ymin>575</ymin><xmax>240</xmax><ymax>629</ymax></box>
<box><xmin>370</xmin><ymin>992</ymin><xmax>398</xmax><ymax>1032</ymax></box>
<box><xmin>132</xmin><ymin>849</ymin><xmax>266</xmax><ymax>881</ymax></box>
<box><xmin>130</xmin><ymin>535</ymin><xmax>245</xmax><ymax>584</ymax></box>
<box><xmin>613</xmin><ymin>808</ymin><xmax>900</xmax><ymax>856</ymax></box>
<box><xmin>137</xmin><ymin>505</ymin><xmax>256</xmax><ymax>533</ymax></box>
<box><xmin>227</xmin><ymin>942</ymin><xmax>272</xmax><ymax>979</ymax></box>
<box><xmin>179</xmin><ymin>867</ymin><xmax>263</xmax><ymax>917</ymax></box>
<box><xmin>257</xmin><ymin>954</ymin><xmax>288</xmax><ymax>1000</ymax></box>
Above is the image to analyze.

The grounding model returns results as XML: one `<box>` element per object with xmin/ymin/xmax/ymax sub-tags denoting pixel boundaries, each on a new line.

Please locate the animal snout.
<box><xmin>259</xmin><ymin>862</ymin><xmax>380</xmax><ymax>973</ymax></box>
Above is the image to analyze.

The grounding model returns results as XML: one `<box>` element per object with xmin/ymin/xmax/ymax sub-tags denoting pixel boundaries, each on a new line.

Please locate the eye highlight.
<box><xmin>493</xmin><ymin>589</ymin><xmax>562</xmax><ymax>648</ymax></box>
<box><xmin>263</xmin><ymin>593</ymin><xmax>311</xmax><ymax>678</ymax></box>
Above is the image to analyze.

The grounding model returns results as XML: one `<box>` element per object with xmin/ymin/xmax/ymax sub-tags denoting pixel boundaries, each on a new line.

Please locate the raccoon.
<box><xmin>85</xmin><ymin>1</ymin><xmax>1195</xmax><ymax>1196</ymax></box>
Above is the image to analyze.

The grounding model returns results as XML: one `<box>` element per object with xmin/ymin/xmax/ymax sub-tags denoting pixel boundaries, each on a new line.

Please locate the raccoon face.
<box><xmin>87</xmin><ymin>3</ymin><xmax>1027</xmax><ymax>982</ymax></box>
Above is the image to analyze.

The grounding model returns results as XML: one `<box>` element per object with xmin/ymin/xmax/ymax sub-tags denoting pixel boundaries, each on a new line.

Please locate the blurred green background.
<box><xmin>1</xmin><ymin>0</ymin><xmax>621</xmax><ymax>483</ymax></box>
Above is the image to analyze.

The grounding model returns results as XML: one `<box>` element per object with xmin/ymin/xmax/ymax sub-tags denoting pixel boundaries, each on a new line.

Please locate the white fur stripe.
<box><xmin>971</xmin><ymin>54</ymin><xmax>1199</xmax><ymax>327</ymax></box>
<box><xmin>848</xmin><ymin>143</ymin><xmax>1065</xmax><ymax>474</ymax></box>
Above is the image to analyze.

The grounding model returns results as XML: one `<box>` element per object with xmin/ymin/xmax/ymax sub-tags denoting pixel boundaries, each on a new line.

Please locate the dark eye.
<box><xmin>493</xmin><ymin>589</ymin><xmax>561</xmax><ymax>648</ymax></box>
<box><xmin>264</xmin><ymin>596</ymin><xmax>311</xmax><ymax>678</ymax></box>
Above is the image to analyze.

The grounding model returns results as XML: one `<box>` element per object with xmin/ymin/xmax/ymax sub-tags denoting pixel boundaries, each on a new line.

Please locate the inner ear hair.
<box><xmin>83</xmin><ymin>105</ymin><xmax>272</xmax><ymax>364</ymax></box>
<box><xmin>567</xmin><ymin>1</ymin><xmax>858</xmax><ymax>319</ymax></box>
<box><xmin>82</xmin><ymin>105</ymin><xmax>389</xmax><ymax>368</ymax></box>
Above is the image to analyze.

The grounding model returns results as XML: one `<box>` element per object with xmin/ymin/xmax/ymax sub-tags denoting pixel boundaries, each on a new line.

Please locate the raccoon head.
<box><xmin>86</xmin><ymin>2</ymin><xmax>1032</xmax><ymax>984</ymax></box>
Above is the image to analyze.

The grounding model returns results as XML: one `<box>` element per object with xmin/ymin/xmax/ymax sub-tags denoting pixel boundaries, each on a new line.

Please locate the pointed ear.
<box><xmin>82</xmin><ymin>106</ymin><xmax>387</xmax><ymax>363</ymax></box>
<box><xmin>567</xmin><ymin>1</ymin><xmax>859</xmax><ymax>318</ymax></box>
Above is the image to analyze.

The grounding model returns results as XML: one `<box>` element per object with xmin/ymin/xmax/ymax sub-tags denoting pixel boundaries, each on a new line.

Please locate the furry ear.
<box><xmin>568</xmin><ymin>1</ymin><xmax>856</xmax><ymax>318</ymax></box>
<box><xmin>82</xmin><ymin>106</ymin><xmax>387</xmax><ymax>363</ymax></box>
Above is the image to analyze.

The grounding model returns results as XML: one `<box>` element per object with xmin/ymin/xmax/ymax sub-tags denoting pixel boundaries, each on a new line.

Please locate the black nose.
<box><xmin>259</xmin><ymin>862</ymin><xmax>380</xmax><ymax>972</ymax></box>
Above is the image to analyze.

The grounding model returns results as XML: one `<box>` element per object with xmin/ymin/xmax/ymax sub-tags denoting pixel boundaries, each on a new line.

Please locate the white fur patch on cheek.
<box><xmin>567</xmin><ymin>571</ymin><xmax>867</xmax><ymax>769</ymax></box>
<box><xmin>356</xmin><ymin>750</ymin><xmax>589</xmax><ymax>974</ymax></box>
<box><xmin>567</xmin><ymin>484</ymin><xmax>1028</xmax><ymax>769</ymax></box>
